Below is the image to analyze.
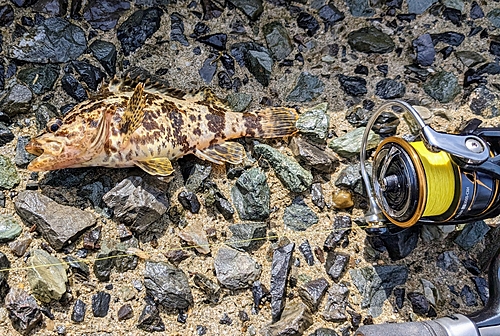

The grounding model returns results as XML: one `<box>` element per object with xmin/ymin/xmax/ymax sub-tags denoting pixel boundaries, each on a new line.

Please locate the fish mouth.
<box><xmin>25</xmin><ymin>139</ymin><xmax>44</xmax><ymax>156</ymax></box>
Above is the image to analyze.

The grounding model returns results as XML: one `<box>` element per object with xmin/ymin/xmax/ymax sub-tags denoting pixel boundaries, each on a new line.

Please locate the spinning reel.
<box><xmin>361</xmin><ymin>100</ymin><xmax>500</xmax><ymax>233</ymax></box>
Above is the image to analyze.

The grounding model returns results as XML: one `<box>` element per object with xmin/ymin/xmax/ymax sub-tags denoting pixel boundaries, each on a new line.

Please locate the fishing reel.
<box><xmin>361</xmin><ymin>101</ymin><xmax>500</xmax><ymax>234</ymax></box>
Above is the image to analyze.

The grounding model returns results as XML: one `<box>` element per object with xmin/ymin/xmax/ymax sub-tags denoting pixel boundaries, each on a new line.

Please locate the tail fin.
<box><xmin>243</xmin><ymin>107</ymin><xmax>298</xmax><ymax>138</ymax></box>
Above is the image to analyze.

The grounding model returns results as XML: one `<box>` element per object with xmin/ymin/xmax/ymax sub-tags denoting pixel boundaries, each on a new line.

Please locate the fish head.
<box><xmin>26</xmin><ymin>103</ymin><xmax>114</xmax><ymax>171</ymax></box>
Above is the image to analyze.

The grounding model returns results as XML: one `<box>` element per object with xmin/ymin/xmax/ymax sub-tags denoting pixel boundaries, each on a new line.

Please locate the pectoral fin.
<box><xmin>119</xmin><ymin>83</ymin><xmax>146</xmax><ymax>141</ymax></box>
<box><xmin>135</xmin><ymin>157</ymin><xmax>174</xmax><ymax>176</ymax></box>
<box><xmin>195</xmin><ymin>142</ymin><xmax>245</xmax><ymax>165</ymax></box>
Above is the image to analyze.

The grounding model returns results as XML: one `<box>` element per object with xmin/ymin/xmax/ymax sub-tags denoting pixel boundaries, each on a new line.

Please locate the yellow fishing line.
<box><xmin>411</xmin><ymin>141</ymin><xmax>455</xmax><ymax>217</ymax></box>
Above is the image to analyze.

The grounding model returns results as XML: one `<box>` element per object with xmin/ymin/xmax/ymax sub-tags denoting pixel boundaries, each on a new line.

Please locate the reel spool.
<box><xmin>361</xmin><ymin>101</ymin><xmax>500</xmax><ymax>231</ymax></box>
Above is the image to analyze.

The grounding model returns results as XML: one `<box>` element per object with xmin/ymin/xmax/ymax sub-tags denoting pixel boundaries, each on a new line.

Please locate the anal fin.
<box><xmin>195</xmin><ymin>142</ymin><xmax>245</xmax><ymax>165</ymax></box>
<box><xmin>135</xmin><ymin>157</ymin><xmax>174</xmax><ymax>176</ymax></box>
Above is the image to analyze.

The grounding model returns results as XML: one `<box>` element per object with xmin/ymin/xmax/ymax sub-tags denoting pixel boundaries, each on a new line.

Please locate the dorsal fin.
<box><xmin>106</xmin><ymin>72</ymin><xmax>188</xmax><ymax>100</ymax></box>
<box><xmin>185</xmin><ymin>87</ymin><xmax>228</xmax><ymax>112</ymax></box>
<box><xmin>119</xmin><ymin>83</ymin><xmax>146</xmax><ymax>142</ymax></box>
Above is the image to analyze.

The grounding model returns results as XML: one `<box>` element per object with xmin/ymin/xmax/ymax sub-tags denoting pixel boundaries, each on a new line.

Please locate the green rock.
<box><xmin>0</xmin><ymin>215</ymin><xmax>22</xmax><ymax>243</ymax></box>
<box><xmin>248</xmin><ymin>50</ymin><xmax>273</xmax><ymax>87</ymax></box>
<box><xmin>228</xmin><ymin>0</ymin><xmax>263</xmax><ymax>20</ymax></box>
<box><xmin>287</xmin><ymin>72</ymin><xmax>325</xmax><ymax>103</ymax></box>
<box><xmin>227</xmin><ymin>93</ymin><xmax>252</xmax><ymax>112</ymax></box>
<box><xmin>423</xmin><ymin>71</ymin><xmax>461</xmax><ymax>103</ymax></box>
<box><xmin>0</xmin><ymin>155</ymin><xmax>20</xmax><ymax>189</ymax></box>
<box><xmin>227</xmin><ymin>222</ymin><xmax>267</xmax><ymax>251</ymax></box>
<box><xmin>347</xmin><ymin>27</ymin><xmax>395</xmax><ymax>54</ymax></box>
<box><xmin>231</xmin><ymin>168</ymin><xmax>270</xmax><ymax>221</ymax></box>
<box><xmin>442</xmin><ymin>0</ymin><xmax>464</xmax><ymax>11</ymax></box>
<box><xmin>263</xmin><ymin>21</ymin><xmax>293</xmax><ymax>61</ymax></box>
<box><xmin>283</xmin><ymin>200</ymin><xmax>319</xmax><ymax>231</ymax></box>
<box><xmin>455</xmin><ymin>51</ymin><xmax>486</xmax><ymax>68</ymax></box>
<box><xmin>328</xmin><ymin>127</ymin><xmax>380</xmax><ymax>158</ymax></box>
<box><xmin>253</xmin><ymin>144</ymin><xmax>313</xmax><ymax>193</ymax></box>
<box><xmin>407</xmin><ymin>0</ymin><xmax>437</xmax><ymax>14</ymax></box>
<box><xmin>345</xmin><ymin>0</ymin><xmax>374</xmax><ymax>17</ymax></box>
<box><xmin>27</xmin><ymin>249</ymin><xmax>67</xmax><ymax>303</ymax></box>
<box><xmin>296</xmin><ymin>103</ymin><xmax>330</xmax><ymax>142</ymax></box>
<box><xmin>18</xmin><ymin>65</ymin><xmax>60</xmax><ymax>95</ymax></box>
<box><xmin>487</xmin><ymin>8</ymin><xmax>500</xmax><ymax>28</ymax></box>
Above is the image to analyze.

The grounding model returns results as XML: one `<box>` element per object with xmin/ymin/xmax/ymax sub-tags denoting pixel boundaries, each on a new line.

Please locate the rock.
<box><xmin>201</xmin><ymin>0</ymin><xmax>223</xmax><ymax>20</ymax></box>
<box><xmin>230</xmin><ymin>42</ymin><xmax>273</xmax><ymax>87</ymax></box>
<box><xmin>64</xmin><ymin>255</ymin><xmax>90</xmax><ymax>280</ymax></box>
<box><xmin>488</xmin><ymin>9</ymin><xmax>500</xmax><ymax>28</ymax></box>
<box><xmin>178</xmin><ymin>190</ymin><xmax>201</xmax><ymax>214</ymax></box>
<box><xmin>407</xmin><ymin>0</ymin><xmax>437</xmax><ymax>14</ymax></box>
<box><xmin>83</xmin><ymin>0</ymin><xmax>130</xmax><ymax>31</ymax></box>
<box><xmin>421</xmin><ymin>279</ymin><xmax>440</xmax><ymax>306</ymax></box>
<box><xmin>35</xmin><ymin>103</ymin><xmax>59</xmax><ymax>131</ymax></box>
<box><xmin>375</xmin><ymin>79</ymin><xmax>406</xmax><ymax>99</ymax></box>
<box><xmin>9</xmin><ymin>237</ymin><xmax>31</xmax><ymax>257</ymax></box>
<box><xmin>413</xmin><ymin>34</ymin><xmax>435</xmax><ymax>67</ymax></box>
<box><xmin>61</xmin><ymin>74</ymin><xmax>88</xmax><ymax>102</ymax></box>
<box><xmin>15</xmin><ymin>136</ymin><xmax>37</xmax><ymax>167</ymax></box>
<box><xmin>253</xmin><ymin>144</ymin><xmax>313</xmax><ymax>193</ymax></box>
<box><xmin>71</xmin><ymin>60</ymin><xmax>105</xmax><ymax>91</ymax></box>
<box><xmin>252</xmin><ymin>280</ymin><xmax>270</xmax><ymax>313</ymax></box>
<box><xmin>199</xmin><ymin>54</ymin><xmax>218</xmax><ymax>84</ymax></box>
<box><xmin>227</xmin><ymin>222</ymin><xmax>267</xmax><ymax>252</ymax></box>
<box><xmin>102</xmin><ymin>176</ymin><xmax>169</xmax><ymax>234</ymax></box>
<box><xmin>298</xmin><ymin>277</ymin><xmax>329</xmax><ymax>312</ymax></box>
<box><xmin>283</xmin><ymin>198</ymin><xmax>319</xmax><ymax>231</ymax></box>
<box><xmin>311</xmin><ymin>183</ymin><xmax>325</xmax><ymax>210</ymax></box>
<box><xmin>350</xmin><ymin>265</ymin><xmax>408</xmax><ymax>317</ymax></box>
<box><xmin>10</xmin><ymin>18</ymin><xmax>86</xmax><ymax>63</ymax></box>
<box><xmin>298</xmin><ymin>240</ymin><xmax>315</xmax><ymax>266</ymax></box>
<box><xmin>1</xmin><ymin>84</ymin><xmax>33</xmax><ymax>116</ymax></box>
<box><xmin>379</xmin><ymin>226</ymin><xmax>420</xmax><ymax>260</ymax></box>
<box><xmin>297</xmin><ymin>11</ymin><xmax>320</xmax><ymax>37</ymax></box>
<box><xmin>470</xmin><ymin>1</ymin><xmax>484</xmax><ymax>20</ymax></box>
<box><xmin>117</xmin><ymin>304</ymin><xmax>133</xmax><ymax>321</ymax></box>
<box><xmin>329</xmin><ymin>127</ymin><xmax>379</xmax><ymax>158</ymax></box>
<box><xmin>27</xmin><ymin>249</ymin><xmax>67</xmax><ymax>303</ymax></box>
<box><xmin>295</xmin><ymin>103</ymin><xmax>330</xmax><ymax>142</ymax></box>
<box><xmin>337</xmin><ymin>74</ymin><xmax>367</xmax><ymax>96</ymax></box>
<box><xmin>407</xmin><ymin>292</ymin><xmax>435</xmax><ymax>317</ymax></box>
<box><xmin>0</xmin><ymin>5</ymin><xmax>14</xmax><ymax>26</ymax></box>
<box><xmin>219</xmin><ymin>313</ymin><xmax>232</xmax><ymax>325</ymax></box>
<box><xmin>345</xmin><ymin>0</ymin><xmax>374</xmax><ymax>17</ymax></box>
<box><xmin>33</xmin><ymin>0</ymin><xmax>68</xmax><ymax>16</ymax></box>
<box><xmin>461</xmin><ymin>285</ymin><xmax>478</xmax><ymax>307</ymax></box>
<box><xmin>231</xmin><ymin>168</ymin><xmax>270</xmax><ymax>221</ymax></box>
<box><xmin>423</xmin><ymin>71</ymin><xmax>461</xmax><ymax>103</ymax></box>
<box><xmin>228</xmin><ymin>0</ymin><xmax>263</xmax><ymax>20</ymax></box>
<box><xmin>137</xmin><ymin>303</ymin><xmax>165</xmax><ymax>332</ymax></box>
<box><xmin>454</xmin><ymin>220</ymin><xmax>490</xmax><ymax>250</ymax></box>
<box><xmin>0</xmin><ymin>123</ymin><xmax>14</xmax><ymax>147</ymax></box>
<box><xmin>170</xmin><ymin>12</ymin><xmax>189</xmax><ymax>46</ymax></box>
<box><xmin>214</xmin><ymin>247</ymin><xmax>261</xmax><ymax>290</ymax></box>
<box><xmin>178</xmin><ymin>223</ymin><xmax>210</xmax><ymax>254</ymax></box>
<box><xmin>335</xmin><ymin>162</ymin><xmax>371</xmax><ymax>195</ymax></box>
<box><xmin>71</xmin><ymin>299</ymin><xmax>86</xmax><ymax>322</ymax></box>
<box><xmin>347</xmin><ymin>27</ymin><xmax>394</xmax><ymax>54</ymax></box>
<box><xmin>325</xmin><ymin>252</ymin><xmax>349</xmax><ymax>281</ymax></box>
<box><xmin>92</xmin><ymin>292</ymin><xmax>111</xmax><ymax>317</ymax></box>
<box><xmin>323</xmin><ymin>283</ymin><xmax>349</xmax><ymax>322</ymax></box>
<box><xmin>462</xmin><ymin>257</ymin><xmax>481</xmax><ymax>276</ymax></box>
<box><xmin>0</xmin><ymin>215</ymin><xmax>22</xmax><ymax>242</ymax></box>
<box><xmin>270</xmin><ymin>243</ymin><xmax>294</xmax><ymax>322</ymax></box>
<box><xmin>431</xmin><ymin>32</ymin><xmax>465</xmax><ymax>47</ymax></box>
<box><xmin>89</xmin><ymin>40</ymin><xmax>117</xmax><ymax>75</ymax></box>
<box><xmin>183</xmin><ymin>163</ymin><xmax>212</xmax><ymax>192</ymax></box>
<box><xmin>468</xmin><ymin>86</ymin><xmax>500</xmax><ymax>118</ymax></box>
<box><xmin>15</xmin><ymin>191</ymin><xmax>96</xmax><ymax>250</ymax></box>
<box><xmin>472</xmin><ymin>277</ymin><xmax>488</xmax><ymax>305</ymax></box>
<box><xmin>263</xmin><ymin>21</ymin><xmax>292</xmax><ymax>61</ymax></box>
<box><xmin>193</xmin><ymin>273</ymin><xmax>221</xmax><ymax>304</ymax></box>
<box><xmin>144</xmin><ymin>261</ymin><xmax>193</xmax><ymax>310</ymax></box>
<box><xmin>18</xmin><ymin>64</ymin><xmax>60</xmax><ymax>95</ymax></box>
<box><xmin>332</xmin><ymin>190</ymin><xmax>353</xmax><ymax>209</ymax></box>
<box><xmin>436</xmin><ymin>251</ymin><xmax>460</xmax><ymax>272</ymax></box>
<box><xmin>319</xmin><ymin>2</ymin><xmax>345</xmax><ymax>29</ymax></box>
<box><xmin>5</xmin><ymin>288</ymin><xmax>43</xmax><ymax>334</ymax></box>
<box><xmin>204</xmin><ymin>181</ymin><xmax>235</xmax><ymax>220</ymax></box>
<box><xmin>324</xmin><ymin>216</ymin><xmax>352</xmax><ymax>251</ymax></box>
<box><xmin>287</xmin><ymin>72</ymin><xmax>324</xmax><ymax>102</ymax></box>
<box><xmin>261</xmin><ymin>301</ymin><xmax>312</xmax><ymax>336</ymax></box>
<box><xmin>310</xmin><ymin>328</ymin><xmax>338</xmax><ymax>336</ymax></box>
<box><xmin>0</xmin><ymin>252</ymin><xmax>10</xmax><ymax>302</ymax></box>
<box><xmin>226</xmin><ymin>93</ymin><xmax>252</xmax><ymax>112</ymax></box>
<box><xmin>393</xmin><ymin>287</ymin><xmax>405</xmax><ymax>309</ymax></box>
<box><xmin>117</xmin><ymin>8</ymin><xmax>163</xmax><ymax>56</ymax></box>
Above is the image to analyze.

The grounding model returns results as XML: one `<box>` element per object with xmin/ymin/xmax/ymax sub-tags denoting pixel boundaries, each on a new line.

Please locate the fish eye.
<box><xmin>47</xmin><ymin>119</ymin><xmax>63</xmax><ymax>133</ymax></box>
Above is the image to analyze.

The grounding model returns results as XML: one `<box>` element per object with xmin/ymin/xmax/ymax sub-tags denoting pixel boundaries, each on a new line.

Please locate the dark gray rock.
<box><xmin>488</xmin><ymin>8</ymin><xmax>500</xmax><ymax>28</ymax></box>
<box><xmin>472</xmin><ymin>276</ymin><xmax>489</xmax><ymax>305</ymax></box>
<box><xmin>231</xmin><ymin>168</ymin><xmax>270</xmax><ymax>221</ymax></box>
<box><xmin>71</xmin><ymin>299</ymin><xmax>86</xmax><ymax>323</ymax></box>
<box><xmin>27</xmin><ymin>249</ymin><xmax>67</xmax><ymax>303</ymax></box>
<box><xmin>345</xmin><ymin>0</ymin><xmax>374</xmax><ymax>17</ymax></box>
<box><xmin>10</xmin><ymin>18</ymin><xmax>86</xmax><ymax>63</ymax></box>
<box><xmin>117</xmin><ymin>304</ymin><xmax>133</xmax><ymax>321</ymax></box>
<box><xmin>199</xmin><ymin>54</ymin><xmax>217</xmax><ymax>84</ymax></box>
<box><xmin>0</xmin><ymin>5</ymin><xmax>14</xmax><ymax>26</ymax></box>
<box><xmin>197</xmin><ymin>33</ymin><xmax>227</xmax><ymax>51</ymax></box>
<box><xmin>323</xmin><ymin>283</ymin><xmax>349</xmax><ymax>322</ymax></box>
<box><xmin>263</xmin><ymin>21</ymin><xmax>292</xmax><ymax>61</ymax></box>
<box><xmin>319</xmin><ymin>2</ymin><xmax>345</xmax><ymax>28</ymax></box>
<box><xmin>337</xmin><ymin>74</ymin><xmax>367</xmax><ymax>96</ymax></box>
<box><xmin>89</xmin><ymin>40</ymin><xmax>117</xmax><ymax>75</ymax></box>
<box><xmin>347</xmin><ymin>27</ymin><xmax>395</xmax><ymax>54</ymax></box>
<box><xmin>137</xmin><ymin>303</ymin><xmax>165</xmax><ymax>332</ymax></box>
<box><xmin>5</xmin><ymin>288</ymin><xmax>43</xmax><ymax>334</ymax></box>
<box><xmin>0</xmin><ymin>123</ymin><xmax>14</xmax><ymax>147</ymax></box>
<box><xmin>471</xmin><ymin>1</ymin><xmax>484</xmax><ymax>19</ymax></box>
<box><xmin>15</xmin><ymin>190</ymin><xmax>96</xmax><ymax>250</ymax></box>
<box><xmin>144</xmin><ymin>261</ymin><xmax>193</xmax><ymax>310</ymax></box>
<box><xmin>423</xmin><ymin>71</ymin><xmax>461</xmax><ymax>103</ymax></box>
<box><xmin>61</xmin><ymin>74</ymin><xmax>88</xmax><ymax>102</ymax></box>
<box><xmin>324</xmin><ymin>216</ymin><xmax>351</xmax><ymax>252</ymax></box>
<box><xmin>298</xmin><ymin>277</ymin><xmax>329</xmax><ymax>312</ymax></box>
<box><xmin>227</xmin><ymin>222</ymin><xmax>267</xmax><ymax>252</ymax></box>
<box><xmin>252</xmin><ymin>280</ymin><xmax>270</xmax><ymax>313</ymax></box>
<box><xmin>468</xmin><ymin>86</ymin><xmax>500</xmax><ymax>119</ymax></box>
<box><xmin>214</xmin><ymin>247</ymin><xmax>261</xmax><ymax>290</ymax></box>
<box><xmin>350</xmin><ymin>265</ymin><xmax>408</xmax><ymax>317</ymax></box>
<box><xmin>335</xmin><ymin>162</ymin><xmax>371</xmax><ymax>195</ymax></box>
<box><xmin>63</xmin><ymin>255</ymin><xmax>90</xmax><ymax>280</ymax></box>
<box><xmin>170</xmin><ymin>12</ymin><xmax>189</xmax><ymax>46</ymax></box>
<box><xmin>437</xmin><ymin>251</ymin><xmax>460</xmax><ymax>272</ymax></box>
<box><xmin>15</xmin><ymin>136</ymin><xmax>37</xmax><ymax>167</ymax></box>
<box><xmin>454</xmin><ymin>220</ymin><xmax>490</xmax><ymax>251</ymax></box>
<box><xmin>92</xmin><ymin>291</ymin><xmax>111</xmax><ymax>317</ymax></box>
<box><xmin>325</xmin><ymin>252</ymin><xmax>349</xmax><ymax>281</ymax></box>
<box><xmin>178</xmin><ymin>190</ymin><xmax>201</xmax><ymax>214</ymax></box>
<box><xmin>102</xmin><ymin>176</ymin><xmax>169</xmax><ymax>234</ymax></box>
<box><xmin>1</xmin><ymin>84</ymin><xmax>33</xmax><ymax>116</ymax></box>
<box><xmin>407</xmin><ymin>0</ymin><xmax>437</xmax><ymax>14</ymax></box>
<box><xmin>117</xmin><ymin>8</ymin><xmax>163</xmax><ymax>56</ymax></box>
<box><xmin>413</xmin><ymin>34</ymin><xmax>435</xmax><ymax>67</ymax></box>
<box><xmin>229</xmin><ymin>0</ymin><xmax>263</xmax><ymax>20</ymax></box>
<box><xmin>0</xmin><ymin>252</ymin><xmax>10</xmax><ymax>302</ymax></box>
<box><xmin>461</xmin><ymin>285</ymin><xmax>478</xmax><ymax>307</ymax></box>
<box><xmin>295</xmin><ymin>103</ymin><xmax>330</xmax><ymax>143</ymax></box>
<box><xmin>83</xmin><ymin>0</ymin><xmax>130</xmax><ymax>31</ymax></box>
<box><xmin>261</xmin><ymin>301</ymin><xmax>312</xmax><ymax>336</ymax></box>
<box><xmin>283</xmin><ymin>199</ymin><xmax>319</xmax><ymax>231</ymax></box>
<box><xmin>231</xmin><ymin>42</ymin><xmax>273</xmax><ymax>87</ymax></box>
<box><xmin>35</xmin><ymin>103</ymin><xmax>59</xmax><ymax>131</ymax></box>
<box><xmin>379</xmin><ymin>226</ymin><xmax>420</xmax><ymax>260</ymax></box>
<box><xmin>71</xmin><ymin>60</ymin><xmax>105</xmax><ymax>91</ymax></box>
<box><xmin>309</xmin><ymin>328</ymin><xmax>338</xmax><ymax>336</ymax></box>
<box><xmin>375</xmin><ymin>79</ymin><xmax>406</xmax><ymax>99</ymax></box>
<box><xmin>311</xmin><ymin>183</ymin><xmax>325</xmax><ymax>210</ymax></box>
<box><xmin>270</xmin><ymin>243</ymin><xmax>294</xmax><ymax>322</ymax></box>
<box><xmin>184</xmin><ymin>163</ymin><xmax>212</xmax><ymax>192</ymax></box>
<box><xmin>193</xmin><ymin>273</ymin><xmax>221</xmax><ymax>304</ymax></box>
<box><xmin>408</xmin><ymin>292</ymin><xmax>435</xmax><ymax>317</ymax></box>
<box><xmin>287</xmin><ymin>72</ymin><xmax>324</xmax><ymax>103</ymax></box>
<box><xmin>299</xmin><ymin>240</ymin><xmax>315</xmax><ymax>266</ymax></box>
<box><xmin>254</xmin><ymin>144</ymin><xmax>313</xmax><ymax>193</ymax></box>
<box><xmin>18</xmin><ymin>64</ymin><xmax>60</xmax><ymax>95</ymax></box>
<box><xmin>0</xmin><ymin>215</ymin><xmax>22</xmax><ymax>242</ymax></box>
<box><xmin>226</xmin><ymin>93</ymin><xmax>252</xmax><ymax>112</ymax></box>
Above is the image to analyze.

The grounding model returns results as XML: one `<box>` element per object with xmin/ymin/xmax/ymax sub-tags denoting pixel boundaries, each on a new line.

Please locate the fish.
<box><xmin>26</xmin><ymin>77</ymin><xmax>299</xmax><ymax>176</ymax></box>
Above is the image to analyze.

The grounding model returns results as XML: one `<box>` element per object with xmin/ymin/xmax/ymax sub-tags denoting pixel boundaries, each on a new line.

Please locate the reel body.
<box><xmin>361</xmin><ymin>101</ymin><xmax>500</xmax><ymax>231</ymax></box>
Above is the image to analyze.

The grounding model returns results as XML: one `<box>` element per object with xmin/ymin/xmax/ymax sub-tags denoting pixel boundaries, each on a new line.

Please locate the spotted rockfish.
<box><xmin>26</xmin><ymin>78</ymin><xmax>298</xmax><ymax>176</ymax></box>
